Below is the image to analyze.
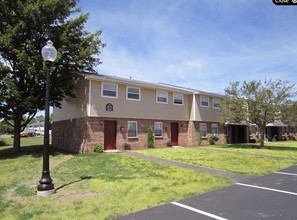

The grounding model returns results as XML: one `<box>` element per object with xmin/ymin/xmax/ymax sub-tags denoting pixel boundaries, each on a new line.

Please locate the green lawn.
<box><xmin>0</xmin><ymin>137</ymin><xmax>47</xmax><ymax>148</ymax></box>
<box><xmin>202</xmin><ymin>141</ymin><xmax>297</xmax><ymax>159</ymax></box>
<box><xmin>134</xmin><ymin>147</ymin><xmax>296</xmax><ymax>175</ymax></box>
<box><xmin>0</xmin><ymin>140</ymin><xmax>231</xmax><ymax>220</ymax></box>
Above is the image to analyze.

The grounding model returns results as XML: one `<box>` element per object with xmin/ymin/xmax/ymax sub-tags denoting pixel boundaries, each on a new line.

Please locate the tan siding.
<box><xmin>53</xmin><ymin>78</ymin><xmax>88</xmax><ymax>121</ymax></box>
<box><xmin>89</xmin><ymin>80</ymin><xmax>191</xmax><ymax>120</ymax></box>
<box><xmin>195</xmin><ymin>95</ymin><xmax>220</xmax><ymax>122</ymax></box>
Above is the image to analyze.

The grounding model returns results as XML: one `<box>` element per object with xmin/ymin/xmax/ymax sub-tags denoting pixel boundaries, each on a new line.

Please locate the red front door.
<box><xmin>104</xmin><ymin>121</ymin><xmax>117</xmax><ymax>150</ymax></box>
<box><xmin>171</xmin><ymin>123</ymin><xmax>179</xmax><ymax>146</ymax></box>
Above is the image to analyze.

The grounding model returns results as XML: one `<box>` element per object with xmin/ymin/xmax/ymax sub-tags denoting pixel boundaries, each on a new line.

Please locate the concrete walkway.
<box><xmin>123</xmin><ymin>151</ymin><xmax>256</xmax><ymax>182</ymax></box>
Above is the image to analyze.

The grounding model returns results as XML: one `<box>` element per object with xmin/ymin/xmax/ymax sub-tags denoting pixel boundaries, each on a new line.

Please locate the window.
<box><xmin>173</xmin><ymin>93</ymin><xmax>184</xmax><ymax>105</ymax></box>
<box><xmin>200</xmin><ymin>96</ymin><xmax>209</xmax><ymax>107</ymax></box>
<box><xmin>102</xmin><ymin>83</ymin><xmax>118</xmax><ymax>98</ymax></box>
<box><xmin>128</xmin><ymin>121</ymin><xmax>137</xmax><ymax>138</ymax></box>
<box><xmin>126</xmin><ymin>87</ymin><xmax>141</xmax><ymax>101</ymax></box>
<box><xmin>211</xmin><ymin>124</ymin><xmax>218</xmax><ymax>135</ymax></box>
<box><xmin>213</xmin><ymin>98</ymin><xmax>220</xmax><ymax>108</ymax></box>
<box><xmin>199</xmin><ymin>123</ymin><xmax>207</xmax><ymax>137</ymax></box>
<box><xmin>154</xmin><ymin>122</ymin><xmax>163</xmax><ymax>137</ymax></box>
<box><xmin>156</xmin><ymin>91</ymin><xmax>168</xmax><ymax>104</ymax></box>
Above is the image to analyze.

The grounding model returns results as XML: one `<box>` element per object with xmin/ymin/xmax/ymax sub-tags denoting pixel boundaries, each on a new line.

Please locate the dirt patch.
<box><xmin>5</xmin><ymin>186</ymin><xmax>103</xmax><ymax>205</ymax></box>
<box><xmin>4</xmin><ymin>155</ymin><xmax>102</xmax><ymax>205</ymax></box>
<box><xmin>54</xmin><ymin>188</ymin><xmax>104</xmax><ymax>204</ymax></box>
<box><xmin>51</xmin><ymin>154</ymin><xmax>74</xmax><ymax>169</ymax></box>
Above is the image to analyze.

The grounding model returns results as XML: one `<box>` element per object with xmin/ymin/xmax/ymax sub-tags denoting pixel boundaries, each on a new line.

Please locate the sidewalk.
<box><xmin>123</xmin><ymin>151</ymin><xmax>256</xmax><ymax>182</ymax></box>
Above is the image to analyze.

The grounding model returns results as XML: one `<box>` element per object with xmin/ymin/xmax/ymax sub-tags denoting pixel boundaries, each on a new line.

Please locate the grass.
<box><xmin>0</xmin><ymin>138</ymin><xmax>231</xmax><ymax>220</ymax></box>
<box><xmin>134</xmin><ymin>147</ymin><xmax>296</xmax><ymax>175</ymax></box>
<box><xmin>0</xmin><ymin>137</ymin><xmax>47</xmax><ymax>148</ymax></box>
<box><xmin>202</xmin><ymin>141</ymin><xmax>297</xmax><ymax>159</ymax></box>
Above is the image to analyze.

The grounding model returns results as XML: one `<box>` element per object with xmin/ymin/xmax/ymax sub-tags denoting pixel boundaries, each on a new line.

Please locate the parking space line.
<box><xmin>171</xmin><ymin>202</ymin><xmax>228</xmax><ymax>220</ymax></box>
<box><xmin>236</xmin><ymin>183</ymin><xmax>297</xmax><ymax>196</ymax></box>
<box><xmin>274</xmin><ymin>171</ymin><xmax>297</xmax><ymax>176</ymax></box>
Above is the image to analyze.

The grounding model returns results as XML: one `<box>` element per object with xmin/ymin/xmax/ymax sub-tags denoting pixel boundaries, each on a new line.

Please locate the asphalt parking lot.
<box><xmin>118</xmin><ymin>165</ymin><xmax>297</xmax><ymax>220</ymax></box>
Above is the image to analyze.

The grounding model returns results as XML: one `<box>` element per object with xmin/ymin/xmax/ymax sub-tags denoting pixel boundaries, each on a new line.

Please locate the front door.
<box><xmin>104</xmin><ymin>121</ymin><xmax>117</xmax><ymax>150</ymax></box>
<box><xmin>171</xmin><ymin>123</ymin><xmax>179</xmax><ymax>146</ymax></box>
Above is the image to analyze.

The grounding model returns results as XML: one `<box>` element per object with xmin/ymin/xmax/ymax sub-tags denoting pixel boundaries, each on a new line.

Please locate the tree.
<box><xmin>0</xmin><ymin>0</ymin><xmax>105</xmax><ymax>152</ymax></box>
<box><xmin>0</xmin><ymin>121</ymin><xmax>14</xmax><ymax>135</ymax></box>
<box><xmin>219</xmin><ymin>79</ymin><xmax>295</xmax><ymax>148</ymax></box>
<box><xmin>282</xmin><ymin>101</ymin><xmax>297</xmax><ymax>130</ymax></box>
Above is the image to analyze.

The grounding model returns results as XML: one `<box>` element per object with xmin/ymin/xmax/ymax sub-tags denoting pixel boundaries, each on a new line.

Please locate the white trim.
<box><xmin>156</xmin><ymin>90</ymin><xmax>168</xmax><ymax>104</ymax></box>
<box><xmin>200</xmin><ymin>96</ymin><xmax>209</xmax><ymax>107</ymax></box>
<box><xmin>171</xmin><ymin>202</ymin><xmax>228</xmax><ymax>220</ymax></box>
<box><xmin>192</xmin><ymin>94</ymin><xmax>196</xmax><ymax>121</ymax></box>
<box><xmin>87</xmin><ymin>80</ymin><xmax>91</xmax><ymax>117</ymax></box>
<box><xmin>213</xmin><ymin>97</ymin><xmax>220</xmax><ymax>108</ymax></box>
<box><xmin>236</xmin><ymin>183</ymin><xmax>297</xmax><ymax>196</ymax></box>
<box><xmin>173</xmin><ymin>93</ymin><xmax>184</xmax><ymax>106</ymax></box>
<box><xmin>126</xmin><ymin>86</ymin><xmax>141</xmax><ymax>101</ymax></box>
<box><xmin>154</xmin><ymin>122</ymin><xmax>163</xmax><ymax>137</ymax></box>
<box><xmin>127</xmin><ymin>121</ymin><xmax>138</xmax><ymax>138</ymax></box>
<box><xmin>101</xmin><ymin>82</ymin><xmax>118</xmax><ymax>99</ymax></box>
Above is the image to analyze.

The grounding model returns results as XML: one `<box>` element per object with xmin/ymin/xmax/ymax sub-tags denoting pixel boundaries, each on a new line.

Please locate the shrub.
<box><xmin>94</xmin><ymin>144</ymin><xmax>104</xmax><ymax>153</ymax></box>
<box><xmin>249</xmin><ymin>138</ymin><xmax>257</xmax><ymax>143</ymax></box>
<box><xmin>209</xmin><ymin>135</ymin><xmax>219</xmax><ymax>145</ymax></box>
<box><xmin>147</xmin><ymin>127</ymin><xmax>154</xmax><ymax>148</ymax></box>
<box><xmin>123</xmin><ymin>143</ymin><xmax>131</xmax><ymax>150</ymax></box>
<box><xmin>166</xmin><ymin>140</ymin><xmax>172</xmax><ymax>147</ymax></box>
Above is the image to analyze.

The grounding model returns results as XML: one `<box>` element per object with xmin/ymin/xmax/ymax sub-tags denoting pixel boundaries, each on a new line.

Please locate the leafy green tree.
<box><xmin>282</xmin><ymin>101</ymin><xmax>297</xmax><ymax>130</ymax></box>
<box><xmin>0</xmin><ymin>0</ymin><xmax>105</xmax><ymax>152</ymax></box>
<box><xmin>0</xmin><ymin>121</ymin><xmax>14</xmax><ymax>134</ymax></box>
<box><xmin>219</xmin><ymin>79</ymin><xmax>295</xmax><ymax>148</ymax></box>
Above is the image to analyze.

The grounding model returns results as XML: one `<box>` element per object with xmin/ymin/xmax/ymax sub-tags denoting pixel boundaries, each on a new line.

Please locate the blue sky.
<box><xmin>77</xmin><ymin>0</ymin><xmax>297</xmax><ymax>95</ymax></box>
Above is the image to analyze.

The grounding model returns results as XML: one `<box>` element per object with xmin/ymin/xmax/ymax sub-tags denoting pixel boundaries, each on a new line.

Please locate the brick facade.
<box><xmin>52</xmin><ymin>117</ymin><xmax>228</xmax><ymax>153</ymax></box>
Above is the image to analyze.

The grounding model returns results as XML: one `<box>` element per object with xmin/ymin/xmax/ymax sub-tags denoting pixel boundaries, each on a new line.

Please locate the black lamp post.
<box><xmin>37</xmin><ymin>40</ymin><xmax>57</xmax><ymax>196</ymax></box>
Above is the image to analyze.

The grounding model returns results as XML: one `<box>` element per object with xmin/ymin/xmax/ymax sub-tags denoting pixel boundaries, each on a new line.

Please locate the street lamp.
<box><xmin>37</xmin><ymin>40</ymin><xmax>57</xmax><ymax>196</ymax></box>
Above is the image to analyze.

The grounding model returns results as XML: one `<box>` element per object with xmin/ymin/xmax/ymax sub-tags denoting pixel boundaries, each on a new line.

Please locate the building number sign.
<box><xmin>106</xmin><ymin>103</ymin><xmax>113</xmax><ymax>111</ymax></box>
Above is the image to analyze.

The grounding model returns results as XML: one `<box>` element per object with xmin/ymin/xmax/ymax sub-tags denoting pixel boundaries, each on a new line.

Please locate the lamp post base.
<box><xmin>37</xmin><ymin>189</ymin><xmax>56</xmax><ymax>197</ymax></box>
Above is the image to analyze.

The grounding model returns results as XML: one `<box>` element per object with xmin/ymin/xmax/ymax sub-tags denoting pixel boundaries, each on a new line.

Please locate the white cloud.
<box><xmin>81</xmin><ymin>0</ymin><xmax>297</xmax><ymax>95</ymax></box>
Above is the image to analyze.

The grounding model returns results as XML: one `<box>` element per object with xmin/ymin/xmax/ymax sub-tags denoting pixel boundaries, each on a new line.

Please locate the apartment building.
<box><xmin>52</xmin><ymin>73</ymin><xmax>227</xmax><ymax>153</ymax></box>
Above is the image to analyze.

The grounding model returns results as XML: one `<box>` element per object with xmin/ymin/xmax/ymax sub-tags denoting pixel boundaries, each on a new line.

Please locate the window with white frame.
<box><xmin>173</xmin><ymin>93</ymin><xmax>184</xmax><ymax>105</ymax></box>
<box><xmin>211</xmin><ymin>124</ymin><xmax>218</xmax><ymax>135</ymax></box>
<box><xmin>156</xmin><ymin>91</ymin><xmax>168</xmax><ymax>104</ymax></box>
<box><xmin>154</xmin><ymin>122</ymin><xmax>163</xmax><ymax>137</ymax></box>
<box><xmin>126</xmin><ymin>87</ymin><xmax>141</xmax><ymax>101</ymax></box>
<box><xmin>128</xmin><ymin>121</ymin><xmax>138</xmax><ymax>138</ymax></box>
<box><xmin>199</xmin><ymin>123</ymin><xmax>207</xmax><ymax>137</ymax></box>
<box><xmin>213</xmin><ymin>98</ymin><xmax>220</xmax><ymax>108</ymax></box>
<box><xmin>200</xmin><ymin>96</ymin><xmax>209</xmax><ymax>107</ymax></box>
<box><xmin>101</xmin><ymin>83</ymin><xmax>118</xmax><ymax>98</ymax></box>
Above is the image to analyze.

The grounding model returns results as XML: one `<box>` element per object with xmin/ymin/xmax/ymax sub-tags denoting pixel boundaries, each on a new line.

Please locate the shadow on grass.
<box><xmin>56</xmin><ymin>176</ymin><xmax>93</xmax><ymax>192</ymax></box>
<box><xmin>0</xmin><ymin>145</ymin><xmax>76</xmax><ymax>160</ymax></box>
